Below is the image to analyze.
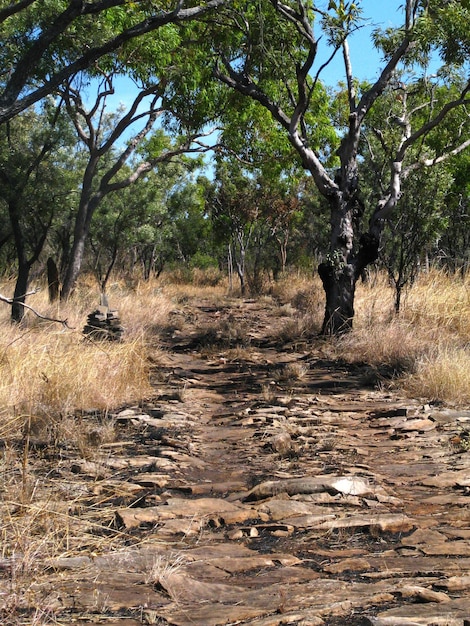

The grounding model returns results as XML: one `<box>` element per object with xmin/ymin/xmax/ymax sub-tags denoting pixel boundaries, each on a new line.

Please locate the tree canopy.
<box><xmin>0</xmin><ymin>0</ymin><xmax>228</xmax><ymax>123</ymax></box>
<box><xmin>202</xmin><ymin>0</ymin><xmax>470</xmax><ymax>332</ymax></box>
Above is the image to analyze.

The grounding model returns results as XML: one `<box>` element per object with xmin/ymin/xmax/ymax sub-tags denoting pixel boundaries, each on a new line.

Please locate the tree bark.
<box><xmin>8</xmin><ymin>195</ymin><xmax>50</xmax><ymax>322</ymax></box>
<box><xmin>11</xmin><ymin>260</ymin><xmax>29</xmax><ymax>323</ymax></box>
<box><xmin>47</xmin><ymin>257</ymin><xmax>60</xmax><ymax>303</ymax></box>
<box><xmin>318</xmin><ymin>261</ymin><xmax>355</xmax><ymax>335</ymax></box>
<box><xmin>318</xmin><ymin>190</ymin><xmax>379</xmax><ymax>335</ymax></box>
<box><xmin>60</xmin><ymin>197</ymin><xmax>97</xmax><ymax>300</ymax></box>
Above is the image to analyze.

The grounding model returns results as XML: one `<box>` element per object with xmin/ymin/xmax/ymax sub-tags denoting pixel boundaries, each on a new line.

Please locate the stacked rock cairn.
<box><xmin>83</xmin><ymin>294</ymin><xmax>124</xmax><ymax>341</ymax></box>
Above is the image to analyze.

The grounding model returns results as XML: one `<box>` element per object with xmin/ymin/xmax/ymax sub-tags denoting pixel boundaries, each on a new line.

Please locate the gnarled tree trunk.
<box><xmin>317</xmin><ymin>189</ymin><xmax>379</xmax><ymax>335</ymax></box>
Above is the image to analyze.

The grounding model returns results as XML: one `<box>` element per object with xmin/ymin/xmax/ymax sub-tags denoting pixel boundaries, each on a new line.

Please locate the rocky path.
<box><xmin>2</xmin><ymin>297</ymin><xmax>470</xmax><ymax>625</ymax></box>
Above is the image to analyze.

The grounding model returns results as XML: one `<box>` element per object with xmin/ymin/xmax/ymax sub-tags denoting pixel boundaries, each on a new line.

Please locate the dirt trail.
<box><xmin>2</xmin><ymin>296</ymin><xmax>470</xmax><ymax>625</ymax></box>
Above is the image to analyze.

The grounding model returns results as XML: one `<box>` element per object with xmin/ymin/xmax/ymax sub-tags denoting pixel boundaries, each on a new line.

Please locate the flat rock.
<box><xmin>437</xmin><ymin>575</ymin><xmax>470</xmax><ymax>591</ymax></box>
<box><xmin>116</xmin><ymin>497</ymin><xmax>255</xmax><ymax>529</ymax></box>
<box><xmin>400</xmin><ymin>528</ymin><xmax>448</xmax><ymax>546</ymax></box>
<box><xmin>421</xmin><ymin>469</ymin><xmax>470</xmax><ymax>488</ymax></box>
<box><xmin>399</xmin><ymin>584</ymin><xmax>451</xmax><ymax>603</ymax></box>
<box><xmin>313</xmin><ymin>513</ymin><xmax>416</xmax><ymax>534</ymax></box>
<box><xmin>374</xmin><ymin>597</ymin><xmax>470</xmax><ymax>625</ymax></box>
<box><xmin>241</xmin><ymin>475</ymin><xmax>374</xmax><ymax>501</ymax></box>
<box><xmin>421</xmin><ymin>541</ymin><xmax>470</xmax><ymax>557</ymax></box>
<box><xmin>323</xmin><ymin>557</ymin><xmax>372</xmax><ymax>574</ymax></box>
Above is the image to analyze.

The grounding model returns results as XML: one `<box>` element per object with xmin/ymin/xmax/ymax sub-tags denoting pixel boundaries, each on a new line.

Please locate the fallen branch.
<box><xmin>0</xmin><ymin>291</ymin><xmax>73</xmax><ymax>328</ymax></box>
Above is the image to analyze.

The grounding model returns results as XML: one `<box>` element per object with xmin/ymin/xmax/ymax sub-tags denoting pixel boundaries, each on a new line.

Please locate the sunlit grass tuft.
<box><xmin>326</xmin><ymin>269</ymin><xmax>470</xmax><ymax>405</ymax></box>
<box><xmin>331</xmin><ymin>319</ymin><xmax>426</xmax><ymax>374</ymax></box>
<box><xmin>0</xmin><ymin>278</ymin><xmax>166</xmax><ymax>441</ymax></box>
<box><xmin>404</xmin><ymin>270</ymin><xmax>470</xmax><ymax>341</ymax></box>
<box><xmin>402</xmin><ymin>346</ymin><xmax>470</xmax><ymax>406</ymax></box>
<box><xmin>0</xmin><ymin>330</ymin><xmax>152</xmax><ymax>436</ymax></box>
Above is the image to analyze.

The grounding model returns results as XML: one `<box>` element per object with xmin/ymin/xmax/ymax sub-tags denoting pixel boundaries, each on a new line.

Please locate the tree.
<box><xmin>379</xmin><ymin>166</ymin><xmax>450</xmax><ymax>313</ymax></box>
<box><xmin>208</xmin><ymin>0</ymin><xmax>470</xmax><ymax>333</ymax></box>
<box><xmin>208</xmin><ymin>158</ymin><xmax>304</xmax><ymax>293</ymax></box>
<box><xmin>0</xmin><ymin>0</ymin><xmax>228</xmax><ymax>125</ymax></box>
<box><xmin>358</xmin><ymin>80</ymin><xmax>459</xmax><ymax>310</ymax></box>
<box><xmin>208</xmin><ymin>162</ymin><xmax>257</xmax><ymax>295</ymax></box>
<box><xmin>88</xmin><ymin>163</ymin><xmax>198</xmax><ymax>288</ymax></box>
<box><xmin>167</xmin><ymin>178</ymin><xmax>215</xmax><ymax>268</ymax></box>
<box><xmin>58</xmin><ymin>72</ymin><xmax>212</xmax><ymax>300</ymax></box>
<box><xmin>438</xmin><ymin>152</ymin><xmax>470</xmax><ymax>275</ymax></box>
<box><xmin>0</xmin><ymin>100</ymin><xmax>75</xmax><ymax>321</ymax></box>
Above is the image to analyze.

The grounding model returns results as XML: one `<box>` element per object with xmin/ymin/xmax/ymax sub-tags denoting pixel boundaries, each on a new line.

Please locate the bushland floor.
<box><xmin>1</xmin><ymin>293</ymin><xmax>470</xmax><ymax>625</ymax></box>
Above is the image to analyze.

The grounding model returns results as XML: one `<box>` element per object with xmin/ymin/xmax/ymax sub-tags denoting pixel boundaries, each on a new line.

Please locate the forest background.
<box><xmin>0</xmin><ymin>0</ymin><xmax>469</xmax><ymax>326</ymax></box>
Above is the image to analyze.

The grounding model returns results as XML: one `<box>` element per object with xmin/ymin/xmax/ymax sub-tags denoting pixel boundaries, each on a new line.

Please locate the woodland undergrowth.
<box><xmin>0</xmin><ymin>268</ymin><xmax>469</xmax><ymax>436</ymax></box>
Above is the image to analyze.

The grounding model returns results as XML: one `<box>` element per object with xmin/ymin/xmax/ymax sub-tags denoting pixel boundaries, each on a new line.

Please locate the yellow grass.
<box><xmin>403</xmin><ymin>346</ymin><xmax>470</xmax><ymax>405</ymax></box>
<box><xmin>0</xmin><ymin>331</ymin><xmax>151</xmax><ymax>429</ymax></box>
<box><xmin>1</xmin><ymin>267</ymin><xmax>469</xmax><ymax>431</ymax></box>
<box><xmin>0</xmin><ymin>277</ymin><xmax>176</xmax><ymax>441</ymax></box>
<box><xmin>403</xmin><ymin>270</ymin><xmax>470</xmax><ymax>341</ymax></box>
<box><xmin>341</xmin><ymin>269</ymin><xmax>470</xmax><ymax>405</ymax></box>
<box><xmin>271</xmin><ymin>268</ymin><xmax>470</xmax><ymax>406</ymax></box>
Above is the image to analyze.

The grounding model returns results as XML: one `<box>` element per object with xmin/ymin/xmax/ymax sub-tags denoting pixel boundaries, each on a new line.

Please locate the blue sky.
<box><xmin>318</xmin><ymin>0</ymin><xmax>406</xmax><ymax>85</ymax></box>
<box><xmin>105</xmin><ymin>1</ymin><xmax>408</xmax><ymax>111</ymax></box>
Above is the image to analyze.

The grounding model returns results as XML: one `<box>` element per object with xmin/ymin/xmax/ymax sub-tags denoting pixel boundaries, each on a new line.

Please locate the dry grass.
<box><xmin>274</xmin><ymin>361</ymin><xmax>310</xmax><ymax>383</ymax></box>
<box><xmin>1</xmin><ymin>267</ymin><xmax>469</xmax><ymax>420</ymax></box>
<box><xmin>0</xmin><ymin>276</ymin><xmax>180</xmax><ymax>447</ymax></box>
<box><xmin>402</xmin><ymin>346</ymin><xmax>470</xmax><ymax>405</ymax></box>
<box><xmin>334</xmin><ymin>269</ymin><xmax>470</xmax><ymax>405</ymax></box>
<box><xmin>404</xmin><ymin>274</ymin><xmax>470</xmax><ymax>406</ymax></box>
<box><xmin>404</xmin><ymin>270</ymin><xmax>470</xmax><ymax>340</ymax></box>
<box><xmin>269</xmin><ymin>268</ymin><xmax>470</xmax><ymax>405</ymax></box>
<box><xmin>269</xmin><ymin>271</ymin><xmax>320</xmax><ymax>305</ymax></box>
<box><xmin>1</xmin><ymin>335</ymin><xmax>151</xmax><ymax>417</ymax></box>
<box><xmin>271</xmin><ymin>272</ymin><xmax>325</xmax><ymax>342</ymax></box>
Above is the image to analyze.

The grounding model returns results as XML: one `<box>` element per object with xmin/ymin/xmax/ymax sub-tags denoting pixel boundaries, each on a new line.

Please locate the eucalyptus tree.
<box><xmin>0</xmin><ymin>0</ymin><xmax>229</xmax><ymax>125</ymax></box>
<box><xmin>166</xmin><ymin>176</ymin><xmax>215</xmax><ymax>267</ymax></box>
<box><xmin>58</xmin><ymin>70</ymin><xmax>214</xmax><ymax>300</ymax></box>
<box><xmin>208</xmin><ymin>0</ymin><xmax>470</xmax><ymax>333</ymax></box>
<box><xmin>438</xmin><ymin>152</ymin><xmax>470</xmax><ymax>274</ymax></box>
<box><xmin>358</xmin><ymin>80</ymin><xmax>463</xmax><ymax>311</ymax></box>
<box><xmin>380</xmin><ymin>166</ymin><xmax>450</xmax><ymax>313</ymax></box>
<box><xmin>208</xmin><ymin>158</ymin><xmax>304</xmax><ymax>293</ymax></box>
<box><xmin>208</xmin><ymin>162</ymin><xmax>257</xmax><ymax>295</ymax></box>
<box><xmin>0</xmin><ymin>99</ymin><xmax>76</xmax><ymax>321</ymax></box>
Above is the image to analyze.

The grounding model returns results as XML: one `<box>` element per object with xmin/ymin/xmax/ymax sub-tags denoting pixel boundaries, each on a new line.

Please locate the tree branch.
<box><xmin>0</xmin><ymin>0</ymin><xmax>228</xmax><ymax>124</ymax></box>
<box><xmin>397</xmin><ymin>87</ymin><xmax>470</xmax><ymax>161</ymax></box>
<box><xmin>405</xmin><ymin>137</ymin><xmax>470</xmax><ymax>174</ymax></box>
<box><xmin>356</xmin><ymin>36</ymin><xmax>414</xmax><ymax>126</ymax></box>
<box><xmin>0</xmin><ymin>291</ymin><xmax>72</xmax><ymax>328</ymax></box>
<box><xmin>214</xmin><ymin>58</ymin><xmax>336</xmax><ymax>196</ymax></box>
<box><xmin>0</xmin><ymin>0</ymin><xmax>37</xmax><ymax>24</ymax></box>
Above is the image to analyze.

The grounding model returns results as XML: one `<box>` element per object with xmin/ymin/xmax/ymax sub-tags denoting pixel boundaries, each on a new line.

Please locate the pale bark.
<box><xmin>60</xmin><ymin>77</ymin><xmax>216</xmax><ymax>299</ymax></box>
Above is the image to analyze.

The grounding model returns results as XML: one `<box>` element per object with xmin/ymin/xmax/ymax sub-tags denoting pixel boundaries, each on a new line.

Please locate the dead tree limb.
<box><xmin>0</xmin><ymin>291</ymin><xmax>72</xmax><ymax>328</ymax></box>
